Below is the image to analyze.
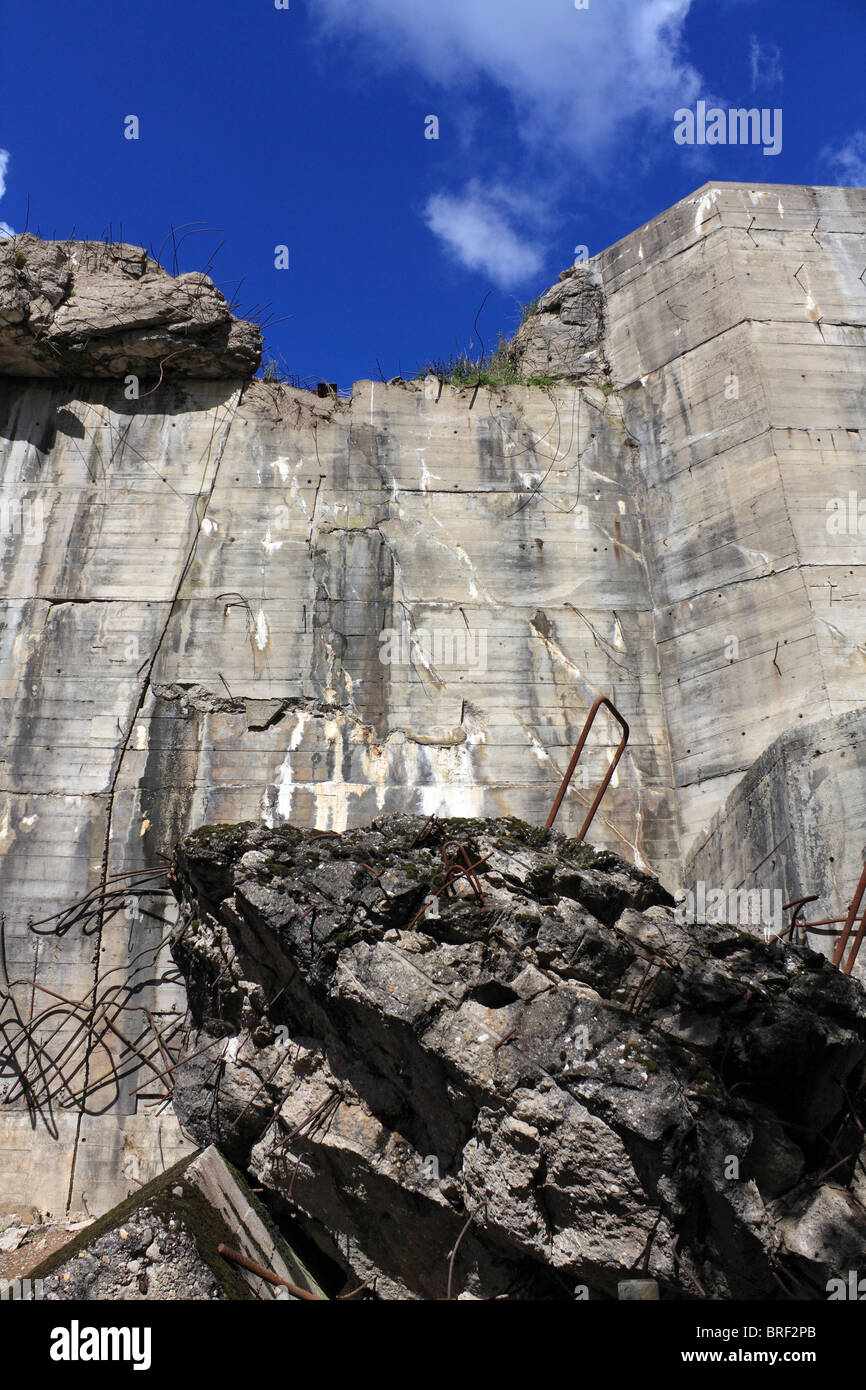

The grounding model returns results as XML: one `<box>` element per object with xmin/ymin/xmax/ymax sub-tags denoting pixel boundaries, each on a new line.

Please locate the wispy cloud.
<box><xmin>822</xmin><ymin>131</ymin><xmax>866</xmax><ymax>187</ymax></box>
<box><xmin>748</xmin><ymin>36</ymin><xmax>783</xmax><ymax>90</ymax></box>
<box><xmin>423</xmin><ymin>181</ymin><xmax>544</xmax><ymax>288</ymax></box>
<box><xmin>0</xmin><ymin>149</ymin><xmax>13</xmax><ymax>237</ymax></box>
<box><xmin>314</xmin><ymin>0</ymin><xmax>701</xmax><ymax>156</ymax></box>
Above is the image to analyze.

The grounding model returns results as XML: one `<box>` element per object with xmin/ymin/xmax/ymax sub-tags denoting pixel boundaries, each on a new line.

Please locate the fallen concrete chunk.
<box><xmin>0</xmin><ymin>1226</ymin><xmax>27</xmax><ymax>1253</ymax></box>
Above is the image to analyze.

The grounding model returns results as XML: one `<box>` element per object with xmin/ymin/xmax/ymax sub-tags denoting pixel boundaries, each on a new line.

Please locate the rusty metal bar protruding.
<box><xmin>832</xmin><ymin>861</ymin><xmax>866</xmax><ymax>972</ymax></box>
<box><xmin>545</xmin><ymin>696</ymin><xmax>630</xmax><ymax>839</ymax></box>
<box><xmin>841</xmin><ymin>900</ymin><xmax>866</xmax><ymax>976</ymax></box>
<box><xmin>770</xmin><ymin>896</ymin><xmax>819</xmax><ymax>946</ymax></box>
<box><xmin>216</xmin><ymin>1244</ymin><xmax>323</xmax><ymax>1301</ymax></box>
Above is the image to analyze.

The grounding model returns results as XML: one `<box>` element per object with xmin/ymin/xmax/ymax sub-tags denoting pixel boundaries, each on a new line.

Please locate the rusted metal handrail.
<box><xmin>545</xmin><ymin>696</ymin><xmax>630</xmax><ymax>839</ymax></box>
<box><xmin>832</xmin><ymin>861</ymin><xmax>866</xmax><ymax>975</ymax></box>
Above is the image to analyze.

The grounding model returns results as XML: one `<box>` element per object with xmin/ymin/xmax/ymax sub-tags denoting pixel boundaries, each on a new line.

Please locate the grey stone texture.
<box><xmin>506</xmin><ymin>263</ymin><xmax>608</xmax><ymax>381</ymax></box>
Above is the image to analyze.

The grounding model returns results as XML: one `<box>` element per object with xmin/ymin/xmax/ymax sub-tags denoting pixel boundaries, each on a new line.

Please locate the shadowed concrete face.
<box><xmin>1</xmin><ymin>179</ymin><xmax>865</xmax><ymax>1211</ymax></box>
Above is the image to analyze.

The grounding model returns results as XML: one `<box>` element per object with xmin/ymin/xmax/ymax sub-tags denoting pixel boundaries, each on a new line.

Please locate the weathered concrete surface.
<box><xmin>687</xmin><ymin>706</ymin><xmax>866</xmax><ymax>967</ymax></box>
<box><xmin>168</xmin><ymin>814</ymin><xmax>866</xmax><ymax>1300</ymax></box>
<box><xmin>593</xmin><ymin>183</ymin><xmax>866</xmax><ymax>860</ymax></box>
<box><xmin>1</xmin><ymin>368</ymin><xmax>672</xmax><ymax>1210</ymax></box>
<box><xmin>1</xmin><ymin>180</ymin><xmax>865</xmax><ymax>1211</ymax></box>
<box><xmin>0</xmin><ymin>235</ymin><xmax>261</xmax><ymax>377</ymax></box>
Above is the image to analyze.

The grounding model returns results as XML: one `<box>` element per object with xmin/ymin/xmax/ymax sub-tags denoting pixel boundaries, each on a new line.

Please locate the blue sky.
<box><xmin>1</xmin><ymin>0</ymin><xmax>864</xmax><ymax>389</ymax></box>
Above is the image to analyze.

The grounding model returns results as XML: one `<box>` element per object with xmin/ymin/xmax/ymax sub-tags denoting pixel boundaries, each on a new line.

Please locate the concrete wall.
<box><xmin>687</xmin><ymin>706</ymin><xmax>866</xmax><ymax>974</ymax></box>
<box><xmin>0</xmin><ymin>371</ymin><xmax>675</xmax><ymax>1211</ymax></box>
<box><xmin>599</xmin><ymin>182</ymin><xmax>866</xmax><ymax>854</ymax></box>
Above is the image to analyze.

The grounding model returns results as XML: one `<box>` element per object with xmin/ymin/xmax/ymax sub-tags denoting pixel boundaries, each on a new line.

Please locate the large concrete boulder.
<box><xmin>0</xmin><ymin>235</ymin><xmax>261</xmax><ymax>378</ymax></box>
<box><xmin>506</xmin><ymin>264</ymin><xmax>608</xmax><ymax>381</ymax></box>
<box><xmin>167</xmin><ymin>813</ymin><xmax>866</xmax><ymax>1300</ymax></box>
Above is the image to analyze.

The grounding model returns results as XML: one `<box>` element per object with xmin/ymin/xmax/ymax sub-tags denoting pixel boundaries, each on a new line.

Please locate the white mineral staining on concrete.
<box><xmin>269</xmin><ymin>712</ymin><xmax>311</xmax><ymax>823</ymax></box>
<box><xmin>417</xmin><ymin>737</ymin><xmax>487</xmax><ymax>819</ymax></box>
<box><xmin>820</xmin><ymin>618</ymin><xmax>866</xmax><ymax>659</ymax></box>
<box><xmin>418</xmin><ymin>453</ymin><xmax>441</xmax><ymax>492</ymax></box>
<box><xmin>692</xmin><ymin>187</ymin><xmax>721</xmax><ymax>234</ymax></box>
<box><xmin>252</xmin><ymin>608</ymin><xmax>270</xmax><ymax>651</ymax></box>
<box><xmin>530</xmin><ymin>623</ymin><xmax>584</xmax><ymax>684</ymax></box>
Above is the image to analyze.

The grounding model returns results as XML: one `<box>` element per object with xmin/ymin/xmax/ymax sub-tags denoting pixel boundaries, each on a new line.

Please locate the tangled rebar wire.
<box><xmin>0</xmin><ymin>863</ymin><xmax>185</xmax><ymax>1135</ymax></box>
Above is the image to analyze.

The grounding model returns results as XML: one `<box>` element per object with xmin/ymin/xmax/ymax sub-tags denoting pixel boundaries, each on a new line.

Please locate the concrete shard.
<box><xmin>0</xmin><ymin>235</ymin><xmax>261</xmax><ymax>378</ymax></box>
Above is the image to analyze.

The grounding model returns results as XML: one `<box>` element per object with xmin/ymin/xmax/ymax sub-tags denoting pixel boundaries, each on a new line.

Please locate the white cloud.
<box><xmin>748</xmin><ymin>36</ymin><xmax>783</xmax><ymax>89</ymax></box>
<box><xmin>314</xmin><ymin>0</ymin><xmax>701</xmax><ymax>155</ymax></box>
<box><xmin>0</xmin><ymin>149</ymin><xmax>13</xmax><ymax>237</ymax></box>
<box><xmin>424</xmin><ymin>182</ymin><xmax>544</xmax><ymax>287</ymax></box>
<box><xmin>823</xmin><ymin>131</ymin><xmax>866</xmax><ymax>188</ymax></box>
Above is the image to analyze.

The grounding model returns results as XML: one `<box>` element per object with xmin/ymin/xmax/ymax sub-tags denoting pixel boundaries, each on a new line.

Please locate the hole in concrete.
<box><xmin>469</xmin><ymin>981</ymin><xmax>520</xmax><ymax>1009</ymax></box>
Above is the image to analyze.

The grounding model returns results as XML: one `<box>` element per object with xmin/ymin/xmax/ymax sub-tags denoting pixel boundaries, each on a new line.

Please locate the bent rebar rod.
<box><xmin>832</xmin><ymin>862</ymin><xmax>866</xmax><ymax>975</ymax></box>
<box><xmin>545</xmin><ymin>695</ymin><xmax>630</xmax><ymax>839</ymax></box>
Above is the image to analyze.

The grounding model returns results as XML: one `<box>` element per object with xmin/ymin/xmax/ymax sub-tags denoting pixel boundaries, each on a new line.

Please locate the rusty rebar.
<box><xmin>770</xmin><ymin>896</ymin><xmax>819</xmax><ymax>946</ymax></box>
<box><xmin>840</xmin><ymin>899</ymin><xmax>866</xmax><ymax>976</ymax></box>
<box><xmin>216</xmin><ymin>1244</ymin><xmax>323</xmax><ymax>1300</ymax></box>
<box><xmin>441</xmin><ymin>842</ymin><xmax>486</xmax><ymax>906</ymax></box>
<box><xmin>410</xmin><ymin>813</ymin><xmax>437</xmax><ymax>848</ymax></box>
<box><xmin>407</xmin><ymin>850</ymin><xmax>493</xmax><ymax>929</ymax></box>
<box><xmin>814</xmin><ymin>1152</ymin><xmax>856</xmax><ymax>1185</ymax></box>
<box><xmin>446</xmin><ymin>1201</ymin><xmax>487</xmax><ymax>1301</ymax></box>
<box><xmin>337</xmin><ymin>1273</ymin><xmax>377</xmax><ymax>1300</ymax></box>
<box><xmin>129</xmin><ymin>1036</ymin><xmax>226</xmax><ymax>1096</ymax></box>
<box><xmin>628</xmin><ymin>958</ymin><xmax>668</xmax><ymax>1014</ymax></box>
<box><xmin>833</xmin><ymin>861</ymin><xmax>866</xmax><ymax>971</ymax></box>
<box><xmin>545</xmin><ymin>696</ymin><xmax>630</xmax><ymax>838</ymax></box>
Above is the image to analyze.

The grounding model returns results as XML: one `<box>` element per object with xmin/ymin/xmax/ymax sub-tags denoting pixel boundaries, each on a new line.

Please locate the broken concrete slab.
<box><xmin>30</xmin><ymin>1145</ymin><xmax>327</xmax><ymax>1301</ymax></box>
<box><xmin>168</xmin><ymin>813</ymin><xmax>866</xmax><ymax>1301</ymax></box>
